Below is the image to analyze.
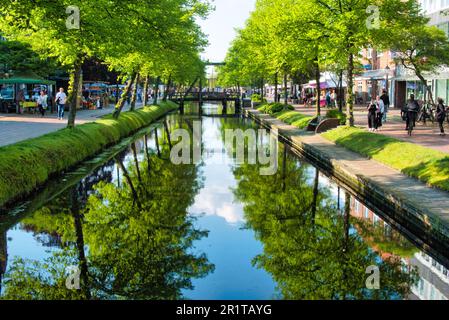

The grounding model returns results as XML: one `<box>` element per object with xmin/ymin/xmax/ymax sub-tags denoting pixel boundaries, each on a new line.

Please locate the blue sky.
<box><xmin>198</xmin><ymin>0</ymin><xmax>256</xmax><ymax>62</ymax></box>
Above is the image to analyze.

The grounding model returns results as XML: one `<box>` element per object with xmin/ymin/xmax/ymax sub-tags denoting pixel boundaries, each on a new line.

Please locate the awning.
<box><xmin>359</xmin><ymin>69</ymin><xmax>394</xmax><ymax>80</ymax></box>
<box><xmin>0</xmin><ymin>72</ymin><xmax>56</xmax><ymax>85</ymax></box>
<box><xmin>304</xmin><ymin>80</ymin><xmax>347</xmax><ymax>89</ymax></box>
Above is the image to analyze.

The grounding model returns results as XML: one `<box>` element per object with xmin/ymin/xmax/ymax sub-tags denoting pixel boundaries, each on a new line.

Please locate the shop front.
<box><xmin>0</xmin><ymin>73</ymin><xmax>56</xmax><ymax>113</ymax></box>
<box><xmin>357</xmin><ymin>68</ymin><xmax>395</xmax><ymax>106</ymax></box>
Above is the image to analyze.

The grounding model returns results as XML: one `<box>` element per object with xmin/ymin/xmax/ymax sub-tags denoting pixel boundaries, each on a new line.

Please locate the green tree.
<box><xmin>233</xmin><ymin>145</ymin><xmax>418</xmax><ymax>299</ymax></box>
<box><xmin>0</xmin><ymin>41</ymin><xmax>57</xmax><ymax>77</ymax></box>
<box><xmin>1</xmin><ymin>123</ymin><xmax>214</xmax><ymax>300</ymax></box>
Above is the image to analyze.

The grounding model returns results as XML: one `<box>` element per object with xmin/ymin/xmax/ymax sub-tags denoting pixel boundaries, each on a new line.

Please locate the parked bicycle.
<box><xmin>417</xmin><ymin>102</ymin><xmax>435</xmax><ymax>125</ymax></box>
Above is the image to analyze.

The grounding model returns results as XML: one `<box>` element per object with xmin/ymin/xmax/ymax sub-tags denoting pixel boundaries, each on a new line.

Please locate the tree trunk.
<box><xmin>154</xmin><ymin>128</ymin><xmax>161</xmax><ymax>158</ymax></box>
<box><xmin>113</xmin><ymin>72</ymin><xmax>137</xmax><ymax>119</ymax></box>
<box><xmin>162</xmin><ymin>74</ymin><xmax>172</xmax><ymax>102</ymax></box>
<box><xmin>417</xmin><ymin>73</ymin><xmax>435</xmax><ymax>106</ymax></box>
<box><xmin>116</xmin><ymin>157</ymin><xmax>141</xmax><ymax>209</ymax></box>
<box><xmin>131</xmin><ymin>142</ymin><xmax>142</xmax><ymax>185</ymax></box>
<box><xmin>274</xmin><ymin>73</ymin><xmax>279</xmax><ymax>103</ymax></box>
<box><xmin>67</xmin><ymin>62</ymin><xmax>83</xmax><ymax>128</ymax></box>
<box><xmin>130</xmin><ymin>73</ymin><xmax>140</xmax><ymax>111</ymax></box>
<box><xmin>144</xmin><ymin>134</ymin><xmax>151</xmax><ymax>175</ymax></box>
<box><xmin>71</xmin><ymin>188</ymin><xmax>91</xmax><ymax>300</ymax></box>
<box><xmin>282</xmin><ymin>144</ymin><xmax>287</xmax><ymax>192</ymax></box>
<box><xmin>153</xmin><ymin>76</ymin><xmax>160</xmax><ymax>105</ymax></box>
<box><xmin>346</xmin><ymin>53</ymin><xmax>355</xmax><ymax>126</ymax></box>
<box><xmin>342</xmin><ymin>190</ymin><xmax>351</xmax><ymax>300</ymax></box>
<box><xmin>143</xmin><ymin>75</ymin><xmax>149</xmax><ymax>107</ymax></box>
<box><xmin>315</xmin><ymin>59</ymin><xmax>321</xmax><ymax>117</ymax></box>
<box><xmin>199</xmin><ymin>77</ymin><xmax>203</xmax><ymax>106</ymax></box>
<box><xmin>164</xmin><ymin>119</ymin><xmax>172</xmax><ymax>149</ymax></box>
<box><xmin>284</xmin><ymin>73</ymin><xmax>288</xmax><ymax>105</ymax></box>
<box><xmin>311</xmin><ymin>168</ymin><xmax>319</xmax><ymax>224</ymax></box>
<box><xmin>371</xmin><ymin>48</ymin><xmax>378</xmax><ymax>99</ymax></box>
<box><xmin>338</xmin><ymin>70</ymin><xmax>344</xmax><ymax>112</ymax></box>
<box><xmin>184</xmin><ymin>76</ymin><xmax>199</xmax><ymax>100</ymax></box>
<box><xmin>0</xmin><ymin>230</ymin><xmax>6</xmax><ymax>294</ymax></box>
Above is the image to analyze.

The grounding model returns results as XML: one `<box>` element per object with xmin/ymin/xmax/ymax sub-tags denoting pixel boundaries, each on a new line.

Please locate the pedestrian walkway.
<box><xmin>291</xmin><ymin>104</ymin><xmax>449</xmax><ymax>154</ymax></box>
<box><xmin>0</xmin><ymin>102</ymin><xmax>144</xmax><ymax>147</ymax></box>
<box><xmin>247</xmin><ymin>108</ymin><xmax>449</xmax><ymax>245</ymax></box>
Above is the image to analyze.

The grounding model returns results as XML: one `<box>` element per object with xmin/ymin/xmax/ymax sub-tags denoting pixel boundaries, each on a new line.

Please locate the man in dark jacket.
<box><xmin>436</xmin><ymin>98</ymin><xmax>446</xmax><ymax>136</ymax></box>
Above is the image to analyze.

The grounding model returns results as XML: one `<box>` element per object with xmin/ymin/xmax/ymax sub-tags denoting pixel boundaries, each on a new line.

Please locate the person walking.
<box><xmin>436</xmin><ymin>98</ymin><xmax>446</xmax><ymax>136</ymax></box>
<box><xmin>376</xmin><ymin>95</ymin><xmax>385</xmax><ymax>130</ymax></box>
<box><xmin>380</xmin><ymin>89</ymin><xmax>390</xmax><ymax>123</ymax></box>
<box><xmin>37</xmin><ymin>90</ymin><xmax>48</xmax><ymax>117</ymax></box>
<box><xmin>325</xmin><ymin>90</ymin><xmax>332</xmax><ymax>108</ymax></box>
<box><xmin>331</xmin><ymin>90</ymin><xmax>338</xmax><ymax>108</ymax></box>
<box><xmin>367</xmin><ymin>99</ymin><xmax>378</xmax><ymax>132</ymax></box>
<box><xmin>55</xmin><ymin>87</ymin><xmax>67</xmax><ymax>120</ymax></box>
<box><xmin>405</xmin><ymin>94</ymin><xmax>420</xmax><ymax>131</ymax></box>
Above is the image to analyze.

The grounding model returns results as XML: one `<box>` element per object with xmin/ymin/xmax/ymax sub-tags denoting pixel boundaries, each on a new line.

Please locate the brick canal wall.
<box><xmin>245</xmin><ymin>108</ymin><xmax>449</xmax><ymax>265</ymax></box>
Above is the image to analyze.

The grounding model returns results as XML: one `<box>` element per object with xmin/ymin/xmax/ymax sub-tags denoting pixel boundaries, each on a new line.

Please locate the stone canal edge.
<box><xmin>245</xmin><ymin>108</ymin><xmax>449</xmax><ymax>262</ymax></box>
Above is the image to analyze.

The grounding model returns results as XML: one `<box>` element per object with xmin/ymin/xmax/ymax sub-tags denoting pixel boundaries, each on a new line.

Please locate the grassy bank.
<box><xmin>322</xmin><ymin>126</ymin><xmax>449</xmax><ymax>192</ymax></box>
<box><xmin>257</xmin><ymin>103</ymin><xmax>314</xmax><ymax>129</ymax></box>
<box><xmin>0</xmin><ymin>101</ymin><xmax>178</xmax><ymax>207</ymax></box>
<box><xmin>276</xmin><ymin>111</ymin><xmax>314</xmax><ymax>129</ymax></box>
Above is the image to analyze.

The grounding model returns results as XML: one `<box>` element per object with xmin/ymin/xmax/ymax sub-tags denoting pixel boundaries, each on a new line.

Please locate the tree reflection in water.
<box><xmin>1</xmin><ymin>122</ymin><xmax>214</xmax><ymax>300</ymax></box>
<box><xmin>233</xmin><ymin>143</ymin><xmax>419</xmax><ymax>300</ymax></box>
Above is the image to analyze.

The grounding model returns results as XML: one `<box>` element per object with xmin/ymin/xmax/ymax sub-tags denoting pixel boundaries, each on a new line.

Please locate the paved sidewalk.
<box><xmin>291</xmin><ymin>104</ymin><xmax>449</xmax><ymax>154</ymax></box>
<box><xmin>0</xmin><ymin>103</ymin><xmax>143</xmax><ymax>147</ymax></box>
<box><xmin>248</xmin><ymin>108</ymin><xmax>449</xmax><ymax>241</ymax></box>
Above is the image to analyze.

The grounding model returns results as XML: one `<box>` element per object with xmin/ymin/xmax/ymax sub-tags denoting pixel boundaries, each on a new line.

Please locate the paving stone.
<box><xmin>0</xmin><ymin>103</ymin><xmax>143</xmax><ymax>147</ymax></box>
<box><xmin>248</xmin><ymin>109</ymin><xmax>449</xmax><ymax>228</ymax></box>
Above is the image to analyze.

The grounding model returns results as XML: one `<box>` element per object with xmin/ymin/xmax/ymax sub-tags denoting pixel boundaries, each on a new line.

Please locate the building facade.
<box><xmin>393</xmin><ymin>0</ymin><xmax>449</xmax><ymax>108</ymax></box>
<box><xmin>355</xmin><ymin>48</ymin><xmax>396</xmax><ymax>106</ymax></box>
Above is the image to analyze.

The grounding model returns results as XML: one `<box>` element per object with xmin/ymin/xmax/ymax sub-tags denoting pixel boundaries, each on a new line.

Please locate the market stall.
<box><xmin>0</xmin><ymin>73</ymin><xmax>56</xmax><ymax>113</ymax></box>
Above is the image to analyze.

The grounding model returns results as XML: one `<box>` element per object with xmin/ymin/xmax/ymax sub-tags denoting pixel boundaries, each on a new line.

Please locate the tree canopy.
<box><xmin>219</xmin><ymin>0</ymin><xmax>449</xmax><ymax>123</ymax></box>
<box><xmin>0</xmin><ymin>0</ymin><xmax>211</xmax><ymax>126</ymax></box>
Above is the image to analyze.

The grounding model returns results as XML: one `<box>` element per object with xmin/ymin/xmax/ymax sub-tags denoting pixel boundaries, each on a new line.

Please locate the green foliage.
<box><xmin>233</xmin><ymin>145</ymin><xmax>417</xmax><ymax>299</ymax></box>
<box><xmin>0</xmin><ymin>0</ymin><xmax>211</xmax><ymax>126</ymax></box>
<box><xmin>257</xmin><ymin>106</ymin><xmax>313</xmax><ymax>129</ymax></box>
<box><xmin>258</xmin><ymin>102</ymin><xmax>294</xmax><ymax>115</ymax></box>
<box><xmin>1</xmin><ymin>116</ymin><xmax>214</xmax><ymax>300</ymax></box>
<box><xmin>322</xmin><ymin>126</ymin><xmax>449</xmax><ymax>192</ymax></box>
<box><xmin>251</xmin><ymin>94</ymin><xmax>266</xmax><ymax>103</ymax></box>
<box><xmin>1</xmin><ymin>250</ymin><xmax>88</xmax><ymax>300</ymax></box>
<box><xmin>326</xmin><ymin>109</ymin><xmax>347</xmax><ymax>125</ymax></box>
<box><xmin>0</xmin><ymin>41</ymin><xmax>58</xmax><ymax>77</ymax></box>
<box><xmin>0</xmin><ymin>102</ymin><xmax>179</xmax><ymax>207</ymax></box>
<box><xmin>276</xmin><ymin>111</ymin><xmax>314</xmax><ymax>129</ymax></box>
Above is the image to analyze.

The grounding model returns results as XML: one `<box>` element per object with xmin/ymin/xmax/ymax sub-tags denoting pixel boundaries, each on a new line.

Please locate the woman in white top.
<box><xmin>37</xmin><ymin>91</ymin><xmax>48</xmax><ymax>117</ymax></box>
<box><xmin>376</xmin><ymin>95</ymin><xmax>385</xmax><ymax>130</ymax></box>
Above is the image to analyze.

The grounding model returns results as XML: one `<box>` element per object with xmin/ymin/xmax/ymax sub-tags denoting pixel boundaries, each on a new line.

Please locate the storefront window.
<box><xmin>0</xmin><ymin>84</ymin><xmax>14</xmax><ymax>100</ymax></box>
<box><xmin>416</xmin><ymin>81</ymin><xmax>425</xmax><ymax>101</ymax></box>
<box><xmin>406</xmin><ymin>81</ymin><xmax>416</xmax><ymax>100</ymax></box>
<box><xmin>436</xmin><ymin>79</ymin><xmax>447</xmax><ymax>103</ymax></box>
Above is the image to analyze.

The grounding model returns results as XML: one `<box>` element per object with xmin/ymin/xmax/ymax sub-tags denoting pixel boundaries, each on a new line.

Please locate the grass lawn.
<box><xmin>0</xmin><ymin>101</ymin><xmax>178</xmax><ymax>207</ymax></box>
<box><xmin>276</xmin><ymin>111</ymin><xmax>314</xmax><ymax>129</ymax></box>
<box><xmin>322</xmin><ymin>126</ymin><xmax>449</xmax><ymax>192</ymax></box>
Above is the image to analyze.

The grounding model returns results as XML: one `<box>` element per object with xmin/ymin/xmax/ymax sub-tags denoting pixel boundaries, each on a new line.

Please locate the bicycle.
<box><xmin>418</xmin><ymin>102</ymin><xmax>435</xmax><ymax>125</ymax></box>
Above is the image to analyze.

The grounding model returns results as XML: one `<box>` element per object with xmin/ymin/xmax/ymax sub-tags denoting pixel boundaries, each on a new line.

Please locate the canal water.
<box><xmin>0</xmin><ymin>103</ymin><xmax>448</xmax><ymax>300</ymax></box>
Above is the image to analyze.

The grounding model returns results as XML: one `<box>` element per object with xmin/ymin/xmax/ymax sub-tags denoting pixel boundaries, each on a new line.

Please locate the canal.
<box><xmin>0</xmin><ymin>103</ymin><xmax>448</xmax><ymax>300</ymax></box>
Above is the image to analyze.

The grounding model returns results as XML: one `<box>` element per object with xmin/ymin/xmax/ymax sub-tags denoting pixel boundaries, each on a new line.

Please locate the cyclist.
<box><xmin>436</xmin><ymin>98</ymin><xmax>446</xmax><ymax>136</ymax></box>
<box><xmin>405</xmin><ymin>94</ymin><xmax>420</xmax><ymax>134</ymax></box>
